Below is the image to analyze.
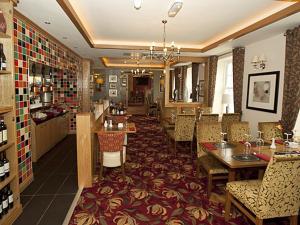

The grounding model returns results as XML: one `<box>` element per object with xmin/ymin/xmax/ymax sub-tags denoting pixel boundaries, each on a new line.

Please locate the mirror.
<box><xmin>167</xmin><ymin>62</ymin><xmax>207</xmax><ymax>104</ymax></box>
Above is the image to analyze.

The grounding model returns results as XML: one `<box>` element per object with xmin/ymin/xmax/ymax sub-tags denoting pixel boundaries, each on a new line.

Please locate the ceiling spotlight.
<box><xmin>168</xmin><ymin>0</ymin><xmax>183</xmax><ymax>17</ymax></box>
<box><xmin>133</xmin><ymin>0</ymin><xmax>142</xmax><ymax>10</ymax></box>
<box><xmin>44</xmin><ymin>21</ymin><xmax>51</xmax><ymax>25</ymax></box>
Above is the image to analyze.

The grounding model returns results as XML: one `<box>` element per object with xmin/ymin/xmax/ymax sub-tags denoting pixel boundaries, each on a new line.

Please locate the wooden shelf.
<box><xmin>0</xmin><ymin>173</ymin><xmax>16</xmax><ymax>191</ymax></box>
<box><xmin>1</xmin><ymin>203</ymin><xmax>22</xmax><ymax>225</ymax></box>
<box><xmin>0</xmin><ymin>142</ymin><xmax>14</xmax><ymax>153</ymax></box>
<box><xmin>0</xmin><ymin>106</ymin><xmax>13</xmax><ymax>114</ymax></box>
<box><xmin>0</xmin><ymin>70</ymin><xmax>12</xmax><ymax>75</ymax></box>
<box><xmin>0</xmin><ymin>31</ymin><xmax>11</xmax><ymax>39</ymax></box>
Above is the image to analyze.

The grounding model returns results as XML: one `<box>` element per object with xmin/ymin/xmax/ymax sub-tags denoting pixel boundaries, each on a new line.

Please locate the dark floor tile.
<box><xmin>57</xmin><ymin>175</ymin><xmax>78</xmax><ymax>194</ymax></box>
<box><xmin>37</xmin><ymin>174</ymin><xmax>68</xmax><ymax>195</ymax></box>
<box><xmin>13</xmin><ymin>196</ymin><xmax>53</xmax><ymax>225</ymax></box>
<box><xmin>20</xmin><ymin>195</ymin><xmax>33</xmax><ymax>208</ymax></box>
<box><xmin>21</xmin><ymin>175</ymin><xmax>48</xmax><ymax>196</ymax></box>
<box><xmin>37</xmin><ymin>195</ymin><xmax>75</xmax><ymax>225</ymax></box>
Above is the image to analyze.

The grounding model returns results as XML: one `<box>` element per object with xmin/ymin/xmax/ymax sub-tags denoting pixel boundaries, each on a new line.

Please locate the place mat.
<box><xmin>201</xmin><ymin>142</ymin><xmax>217</xmax><ymax>151</ymax></box>
<box><xmin>232</xmin><ymin>154</ymin><xmax>260</xmax><ymax>162</ymax></box>
<box><xmin>275</xmin><ymin>140</ymin><xmax>284</xmax><ymax>145</ymax></box>
<box><xmin>128</xmin><ymin>127</ymin><xmax>136</xmax><ymax>132</ymax></box>
<box><xmin>254</xmin><ymin>153</ymin><xmax>270</xmax><ymax>162</ymax></box>
<box><xmin>239</xmin><ymin>141</ymin><xmax>268</xmax><ymax>147</ymax></box>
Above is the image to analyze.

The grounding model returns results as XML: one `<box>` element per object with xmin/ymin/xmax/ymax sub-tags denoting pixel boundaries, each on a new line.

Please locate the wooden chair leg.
<box><xmin>255</xmin><ymin>217</ymin><xmax>263</xmax><ymax>225</ymax></box>
<box><xmin>224</xmin><ymin>191</ymin><xmax>232</xmax><ymax>221</ymax></box>
<box><xmin>289</xmin><ymin>215</ymin><xmax>298</xmax><ymax>225</ymax></box>
<box><xmin>207</xmin><ymin>173</ymin><xmax>213</xmax><ymax>197</ymax></box>
<box><xmin>99</xmin><ymin>152</ymin><xmax>103</xmax><ymax>181</ymax></box>
<box><xmin>120</xmin><ymin>150</ymin><xmax>125</xmax><ymax>179</ymax></box>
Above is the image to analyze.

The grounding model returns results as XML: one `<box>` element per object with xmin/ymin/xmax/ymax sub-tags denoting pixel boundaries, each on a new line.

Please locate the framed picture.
<box><xmin>246</xmin><ymin>71</ymin><xmax>280</xmax><ymax>113</ymax></box>
<box><xmin>109</xmin><ymin>75</ymin><xmax>117</xmax><ymax>83</ymax></box>
<box><xmin>109</xmin><ymin>83</ymin><xmax>117</xmax><ymax>89</ymax></box>
<box><xmin>121</xmin><ymin>78</ymin><xmax>127</xmax><ymax>87</ymax></box>
<box><xmin>199</xmin><ymin>80</ymin><xmax>205</xmax><ymax>97</ymax></box>
<box><xmin>109</xmin><ymin>89</ymin><xmax>118</xmax><ymax>97</ymax></box>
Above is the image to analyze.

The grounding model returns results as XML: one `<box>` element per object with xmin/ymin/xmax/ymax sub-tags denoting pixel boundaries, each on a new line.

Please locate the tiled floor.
<box><xmin>14</xmin><ymin>135</ymin><xmax>78</xmax><ymax>225</ymax></box>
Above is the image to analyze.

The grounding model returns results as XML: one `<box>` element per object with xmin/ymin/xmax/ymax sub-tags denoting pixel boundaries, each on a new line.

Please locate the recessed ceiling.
<box><xmin>15</xmin><ymin>0</ymin><xmax>300</xmax><ymax>69</ymax></box>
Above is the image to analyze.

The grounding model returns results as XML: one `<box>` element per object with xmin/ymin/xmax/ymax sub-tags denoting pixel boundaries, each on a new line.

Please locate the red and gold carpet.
<box><xmin>68</xmin><ymin>116</ymin><xmax>288</xmax><ymax>225</ymax></box>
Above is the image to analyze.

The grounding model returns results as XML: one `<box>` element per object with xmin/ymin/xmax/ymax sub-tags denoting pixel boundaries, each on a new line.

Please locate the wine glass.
<box><xmin>244</xmin><ymin>134</ymin><xmax>252</xmax><ymax>156</ymax></box>
<box><xmin>256</xmin><ymin>131</ymin><xmax>264</xmax><ymax>154</ymax></box>
<box><xmin>284</xmin><ymin>132</ymin><xmax>291</xmax><ymax>151</ymax></box>
<box><xmin>220</xmin><ymin>132</ymin><xmax>227</xmax><ymax>150</ymax></box>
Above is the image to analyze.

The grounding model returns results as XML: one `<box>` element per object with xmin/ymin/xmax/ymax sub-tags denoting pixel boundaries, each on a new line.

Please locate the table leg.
<box><xmin>228</xmin><ymin>169</ymin><xmax>236</xmax><ymax>182</ymax></box>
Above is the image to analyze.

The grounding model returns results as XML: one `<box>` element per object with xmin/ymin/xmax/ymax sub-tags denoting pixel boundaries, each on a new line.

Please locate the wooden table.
<box><xmin>201</xmin><ymin>142</ymin><xmax>299</xmax><ymax>181</ymax></box>
<box><xmin>94</xmin><ymin>122</ymin><xmax>137</xmax><ymax>133</ymax></box>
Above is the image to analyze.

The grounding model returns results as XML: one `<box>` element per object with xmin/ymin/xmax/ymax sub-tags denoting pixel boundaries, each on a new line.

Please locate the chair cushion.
<box><xmin>227</xmin><ymin>180</ymin><xmax>262</xmax><ymax>215</ymax></box>
<box><xmin>199</xmin><ymin>155</ymin><xmax>228</xmax><ymax>174</ymax></box>
<box><xmin>103</xmin><ymin>147</ymin><xmax>126</xmax><ymax>167</ymax></box>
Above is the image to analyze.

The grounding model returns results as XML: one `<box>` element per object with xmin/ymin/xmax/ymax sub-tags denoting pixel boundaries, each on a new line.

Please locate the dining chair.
<box><xmin>228</xmin><ymin>121</ymin><xmax>250</xmax><ymax>142</ymax></box>
<box><xmin>258</xmin><ymin>122</ymin><xmax>283</xmax><ymax>141</ymax></box>
<box><xmin>225</xmin><ymin>153</ymin><xmax>300</xmax><ymax>225</ymax></box>
<box><xmin>196</xmin><ymin>122</ymin><xmax>228</xmax><ymax>196</ymax></box>
<box><xmin>161</xmin><ymin>107</ymin><xmax>176</xmax><ymax>131</ymax></box>
<box><xmin>109</xmin><ymin>115</ymin><xmax>128</xmax><ymax>124</ymax></box>
<box><xmin>145</xmin><ymin>96</ymin><xmax>158</xmax><ymax>116</ymax></box>
<box><xmin>199</xmin><ymin>113</ymin><xmax>219</xmax><ymax>122</ymax></box>
<box><xmin>221</xmin><ymin>113</ymin><xmax>241</xmax><ymax>137</ymax></box>
<box><xmin>177</xmin><ymin>107</ymin><xmax>196</xmax><ymax>115</ymax></box>
<box><xmin>97</xmin><ymin>132</ymin><xmax>126</xmax><ymax>179</ymax></box>
<box><xmin>166</xmin><ymin>114</ymin><xmax>196</xmax><ymax>155</ymax></box>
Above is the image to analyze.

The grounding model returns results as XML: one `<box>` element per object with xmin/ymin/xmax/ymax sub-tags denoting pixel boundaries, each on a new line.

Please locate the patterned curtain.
<box><xmin>232</xmin><ymin>47</ymin><xmax>245</xmax><ymax>114</ymax></box>
<box><xmin>207</xmin><ymin>56</ymin><xmax>218</xmax><ymax>107</ymax></box>
<box><xmin>192</xmin><ymin>63</ymin><xmax>199</xmax><ymax>102</ymax></box>
<box><xmin>281</xmin><ymin>26</ymin><xmax>300</xmax><ymax>131</ymax></box>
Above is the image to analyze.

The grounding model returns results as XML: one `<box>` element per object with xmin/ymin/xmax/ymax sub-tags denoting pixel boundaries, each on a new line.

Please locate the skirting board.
<box><xmin>62</xmin><ymin>187</ymin><xmax>83</xmax><ymax>225</ymax></box>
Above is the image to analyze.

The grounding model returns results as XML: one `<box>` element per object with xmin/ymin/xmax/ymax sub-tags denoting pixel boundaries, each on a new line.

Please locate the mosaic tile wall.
<box><xmin>13</xmin><ymin>16</ymin><xmax>81</xmax><ymax>185</ymax></box>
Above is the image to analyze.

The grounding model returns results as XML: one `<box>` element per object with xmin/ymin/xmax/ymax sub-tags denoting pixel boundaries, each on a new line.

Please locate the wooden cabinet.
<box><xmin>31</xmin><ymin>113</ymin><xmax>69</xmax><ymax>162</ymax></box>
<box><xmin>0</xmin><ymin>1</ymin><xmax>22</xmax><ymax>224</ymax></box>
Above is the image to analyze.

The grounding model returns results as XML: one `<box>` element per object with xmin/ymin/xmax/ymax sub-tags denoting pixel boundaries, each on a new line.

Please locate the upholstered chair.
<box><xmin>161</xmin><ymin>107</ymin><xmax>177</xmax><ymax>131</ymax></box>
<box><xmin>228</xmin><ymin>121</ymin><xmax>250</xmax><ymax>142</ymax></box>
<box><xmin>258</xmin><ymin>122</ymin><xmax>283</xmax><ymax>141</ymax></box>
<box><xmin>177</xmin><ymin>107</ymin><xmax>196</xmax><ymax>115</ymax></box>
<box><xmin>97</xmin><ymin>132</ymin><xmax>126</xmax><ymax>179</ymax></box>
<box><xmin>225</xmin><ymin>154</ymin><xmax>300</xmax><ymax>225</ymax></box>
<box><xmin>221</xmin><ymin>113</ymin><xmax>241</xmax><ymax>137</ymax></box>
<box><xmin>196</xmin><ymin>122</ymin><xmax>228</xmax><ymax>196</ymax></box>
<box><xmin>166</xmin><ymin>114</ymin><xmax>196</xmax><ymax>154</ymax></box>
<box><xmin>199</xmin><ymin>113</ymin><xmax>219</xmax><ymax>123</ymax></box>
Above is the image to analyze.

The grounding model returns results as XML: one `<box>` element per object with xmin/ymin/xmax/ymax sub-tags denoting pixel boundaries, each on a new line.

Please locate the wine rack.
<box><xmin>0</xmin><ymin>0</ymin><xmax>22</xmax><ymax>224</ymax></box>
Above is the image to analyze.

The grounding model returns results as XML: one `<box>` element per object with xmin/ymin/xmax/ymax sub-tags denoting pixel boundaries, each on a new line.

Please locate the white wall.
<box><xmin>242</xmin><ymin>33</ymin><xmax>286</xmax><ymax>136</ymax></box>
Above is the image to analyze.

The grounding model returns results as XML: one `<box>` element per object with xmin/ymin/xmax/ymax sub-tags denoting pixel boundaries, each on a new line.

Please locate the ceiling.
<box><xmin>15</xmin><ymin>0</ymin><xmax>300</xmax><ymax>69</ymax></box>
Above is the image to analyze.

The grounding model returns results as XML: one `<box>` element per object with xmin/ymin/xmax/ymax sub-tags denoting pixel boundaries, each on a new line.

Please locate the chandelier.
<box><xmin>149</xmin><ymin>20</ymin><xmax>180</xmax><ymax>63</ymax></box>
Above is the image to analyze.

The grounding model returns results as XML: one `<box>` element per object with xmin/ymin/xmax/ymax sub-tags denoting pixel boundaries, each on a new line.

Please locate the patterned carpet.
<box><xmin>68</xmin><ymin>116</ymin><xmax>288</xmax><ymax>225</ymax></box>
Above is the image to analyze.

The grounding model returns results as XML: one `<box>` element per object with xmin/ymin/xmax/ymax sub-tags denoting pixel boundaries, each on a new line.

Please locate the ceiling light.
<box><xmin>133</xmin><ymin>0</ymin><xmax>142</xmax><ymax>10</ymax></box>
<box><xmin>44</xmin><ymin>21</ymin><xmax>51</xmax><ymax>25</ymax></box>
<box><xmin>168</xmin><ymin>0</ymin><xmax>183</xmax><ymax>17</ymax></box>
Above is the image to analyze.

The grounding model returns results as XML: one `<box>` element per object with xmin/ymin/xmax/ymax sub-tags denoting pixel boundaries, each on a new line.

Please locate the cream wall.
<box><xmin>241</xmin><ymin>33</ymin><xmax>286</xmax><ymax>136</ymax></box>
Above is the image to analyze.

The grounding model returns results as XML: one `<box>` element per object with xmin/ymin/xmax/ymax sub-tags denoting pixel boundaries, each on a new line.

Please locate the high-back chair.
<box><xmin>97</xmin><ymin>132</ymin><xmax>126</xmax><ymax>179</ymax></box>
<box><xmin>221</xmin><ymin>113</ymin><xmax>241</xmax><ymax>137</ymax></box>
<box><xmin>228</xmin><ymin>121</ymin><xmax>250</xmax><ymax>142</ymax></box>
<box><xmin>177</xmin><ymin>107</ymin><xmax>196</xmax><ymax>115</ymax></box>
<box><xmin>196</xmin><ymin>122</ymin><xmax>228</xmax><ymax>196</ymax></box>
<box><xmin>258</xmin><ymin>122</ymin><xmax>283</xmax><ymax>141</ymax></box>
<box><xmin>199</xmin><ymin>113</ymin><xmax>219</xmax><ymax>123</ymax></box>
<box><xmin>225</xmin><ymin>154</ymin><xmax>300</xmax><ymax>225</ymax></box>
<box><xmin>166</xmin><ymin>114</ymin><xmax>196</xmax><ymax>155</ymax></box>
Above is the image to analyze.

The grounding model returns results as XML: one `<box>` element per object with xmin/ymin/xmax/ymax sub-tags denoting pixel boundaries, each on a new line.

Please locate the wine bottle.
<box><xmin>3</xmin><ymin>153</ymin><xmax>9</xmax><ymax>178</ymax></box>
<box><xmin>7</xmin><ymin>186</ymin><xmax>13</xmax><ymax>209</ymax></box>
<box><xmin>0</xmin><ymin>43</ymin><xmax>6</xmax><ymax>71</ymax></box>
<box><xmin>0</xmin><ymin>192</ymin><xmax>2</xmax><ymax>219</ymax></box>
<box><xmin>0</xmin><ymin>119</ymin><xmax>3</xmax><ymax>147</ymax></box>
<box><xmin>0</xmin><ymin>154</ymin><xmax>4</xmax><ymax>181</ymax></box>
<box><xmin>2</xmin><ymin>188</ymin><xmax>8</xmax><ymax>215</ymax></box>
<box><xmin>1</xmin><ymin>120</ymin><xmax>7</xmax><ymax>145</ymax></box>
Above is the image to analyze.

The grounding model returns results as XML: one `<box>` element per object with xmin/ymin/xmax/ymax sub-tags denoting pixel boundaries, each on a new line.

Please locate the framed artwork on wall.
<box><xmin>199</xmin><ymin>80</ymin><xmax>205</xmax><ymax>97</ymax></box>
<box><xmin>109</xmin><ymin>83</ymin><xmax>117</xmax><ymax>89</ymax></box>
<box><xmin>121</xmin><ymin>78</ymin><xmax>127</xmax><ymax>87</ymax></box>
<box><xmin>109</xmin><ymin>75</ymin><xmax>117</xmax><ymax>83</ymax></box>
<box><xmin>246</xmin><ymin>71</ymin><xmax>280</xmax><ymax>113</ymax></box>
<box><xmin>109</xmin><ymin>89</ymin><xmax>118</xmax><ymax>97</ymax></box>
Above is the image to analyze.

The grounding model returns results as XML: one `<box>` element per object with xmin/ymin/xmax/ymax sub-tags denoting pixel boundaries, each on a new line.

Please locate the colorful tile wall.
<box><xmin>13</xmin><ymin>16</ymin><xmax>81</xmax><ymax>185</ymax></box>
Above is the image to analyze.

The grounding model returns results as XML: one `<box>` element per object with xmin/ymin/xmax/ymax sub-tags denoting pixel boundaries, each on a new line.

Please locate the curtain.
<box><xmin>191</xmin><ymin>63</ymin><xmax>199</xmax><ymax>102</ymax></box>
<box><xmin>207</xmin><ymin>56</ymin><xmax>218</xmax><ymax>107</ymax></box>
<box><xmin>281</xmin><ymin>26</ymin><xmax>300</xmax><ymax>131</ymax></box>
<box><xmin>232</xmin><ymin>47</ymin><xmax>245</xmax><ymax>114</ymax></box>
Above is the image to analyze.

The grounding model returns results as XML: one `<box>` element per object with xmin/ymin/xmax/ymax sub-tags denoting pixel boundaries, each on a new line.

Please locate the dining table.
<box><xmin>94</xmin><ymin>122</ymin><xmax>137</xmax><ymax>134</ymax></box>
<box><xmin>200</xmin><ymin>141</ymin><xmax>300</xmax><ymax>182</ymax></box>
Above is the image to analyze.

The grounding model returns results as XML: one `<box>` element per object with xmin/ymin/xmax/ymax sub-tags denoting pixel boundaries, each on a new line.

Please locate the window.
<box><xmin>184</xmin><ymin>66</ymin><xmax>193</xmax><ymax>102</ymax></box>
<box><xmin>212</xmin><ymin>55</ymin><xmax>234</xmax><ymax>115</ymax></box>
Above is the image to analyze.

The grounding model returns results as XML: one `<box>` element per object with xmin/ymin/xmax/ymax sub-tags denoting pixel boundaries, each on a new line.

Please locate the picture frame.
<box><xmin>109</xmin><ymin>83</ymin><xmax>117</xmax><ymax>89</ymax></box>
<box><xmin>121</xmin><ymin>78</ymin><xmax>127</xmax><ymax>87</ymax></box>
<box><xmin>109</xmin><ymin>89</ymin><xmax>118</xmax><ymax>97</ymax></box>
<box><xmin>109</xmin><ymin>75</ymin><xmax>117</xmax><ymax>83</ymax></box>
<box><xmin>199</xmin><ymin>80</ymin><xmax>205</xmax><ymax>97</ymax></box>
<box><xmin>246</xmin><ymin>71</ymin><xmax>280</xmax><ymax>113</ymax></box>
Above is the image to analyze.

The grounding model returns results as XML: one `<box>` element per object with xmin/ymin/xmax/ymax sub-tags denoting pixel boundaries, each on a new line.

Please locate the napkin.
<box><xmin>275</xmin><ymin>140</ymin><xmax>283</xmax><ymax>145</ymax></box>
<box><xmin>254</xmin><ymin>153</ymin><xmax>270</xmax><ymax>162</ymax></box>
<box><xmin>201</xmin><ymin>143</ymin><xmax>217</xmax><ymax>151</ymax></box>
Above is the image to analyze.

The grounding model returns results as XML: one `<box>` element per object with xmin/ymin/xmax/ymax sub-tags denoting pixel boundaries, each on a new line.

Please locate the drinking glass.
<box><xmin>220</xmin><ymin>132</ymin><xmax>227</xmax><ymax>150</ymax></box>
<box><xmin>284</xmin><ymin>132</ymin><xmax>291</xmax><ymax>151</ymax></box>
<box><xmin>256</xmin><ymin>131</ymin><xmax>264</xmax><ymax>153</ymax></box>
<box><xmin>244</xmin><ymin>141</ymin><xmax>251</xmax><ymax>156</ymax></box>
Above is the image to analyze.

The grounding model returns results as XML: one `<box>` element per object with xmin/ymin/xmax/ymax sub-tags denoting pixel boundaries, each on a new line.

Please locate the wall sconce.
<box><xmin>252</xmin><ymin>54</ymin><xmax>267</xmax><ymax>70</ymax></box>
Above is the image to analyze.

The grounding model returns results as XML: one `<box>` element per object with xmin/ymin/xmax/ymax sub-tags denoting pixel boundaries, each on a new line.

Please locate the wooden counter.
<box><xmin>31</xmin><ymin>112</ymin><xmax>69</xmax><ymax>162</ymax></box>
